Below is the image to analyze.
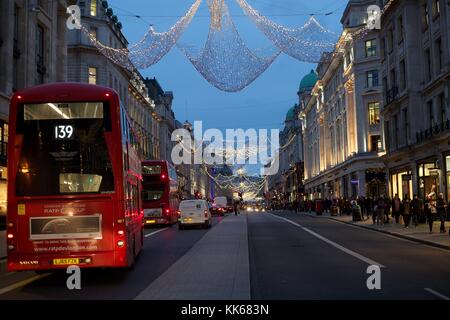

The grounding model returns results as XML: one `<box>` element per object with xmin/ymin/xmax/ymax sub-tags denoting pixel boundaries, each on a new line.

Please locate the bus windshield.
<box><xmin>15</xmin><ymin>102</ymin><xmax>114</xmax><ymax>196</ymax></box>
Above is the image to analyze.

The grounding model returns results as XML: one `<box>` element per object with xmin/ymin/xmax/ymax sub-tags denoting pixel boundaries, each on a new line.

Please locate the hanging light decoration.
<box><xmin>235</xmin><ymin>0</ymin><xmax>338</xmax><ymax>63</ymax></box>
<box><xmin>177</xmin><ymin>0</ymin><xmax>281</xmax><ymax>92</ymax></box>
<box><xmin>129</xmin><ymin>0</ymin><xmax>202</xmax><ymax>68</ymax></box>
<box><xmin>80</xmin><ymin>0</ymin><xmax>202</xmax><ymax>71</ymax></box>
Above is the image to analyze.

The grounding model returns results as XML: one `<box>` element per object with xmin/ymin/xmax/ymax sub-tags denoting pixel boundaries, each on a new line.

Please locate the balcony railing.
<box><xmin>385</xmin><ymin>86</ymin><xmax>399</xmax><ymax>105</ymax></box>
<box><xmin>416</xmin><ymin>119</ymin><xmax>450</xmax><ymax>143</ymax></box>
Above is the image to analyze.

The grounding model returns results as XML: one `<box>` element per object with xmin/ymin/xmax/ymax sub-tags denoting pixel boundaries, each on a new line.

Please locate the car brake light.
<box><xmin>204</xmin><ymin>210</ymin><xmax>208</xmax><ymax>217</ymax></box>
<box><xmin>177</xmin><ymin>210</ymin><xmax>181</xmax><ymax>217</ymax></box>
<box><xmin>161</xmin><ymin>174</ymin><xmax>166</xmax><ymax>180</ymax></box>
<box><xmin>165</xmin><ymin>208</ymin><xmax>170</xmax><ymax>215</ymax></box>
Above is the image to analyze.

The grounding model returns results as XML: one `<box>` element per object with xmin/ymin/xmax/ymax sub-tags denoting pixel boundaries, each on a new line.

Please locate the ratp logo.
<box><xmin>367</xmin><ymin>5</ymin><xmax>381</xmax><ymax>30</ymax></box>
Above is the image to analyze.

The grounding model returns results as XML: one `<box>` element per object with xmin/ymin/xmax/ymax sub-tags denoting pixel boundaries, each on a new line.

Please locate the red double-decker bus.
<box><xmin>6</xmin><ymin>83</ymin><xmax>144</xmax><ymax>271</ymax></box>
<box><xmin>142</xmin><ymin>160</ymin><xmax>179</xmax><ymax>225</ymax></box>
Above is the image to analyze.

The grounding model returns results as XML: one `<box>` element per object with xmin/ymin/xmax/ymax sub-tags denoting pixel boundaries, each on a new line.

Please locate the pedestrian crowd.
<box><xmin>269</xmin><ymin>187</ymin><xmax>450</xmax><ymax>235</ymax></box>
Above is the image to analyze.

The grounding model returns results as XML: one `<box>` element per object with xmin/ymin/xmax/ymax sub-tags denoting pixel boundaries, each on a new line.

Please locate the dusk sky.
<box><xmin>107</xmin><ymin>0</ymin><xmax>347</xmax><ymax>173</ymax></box>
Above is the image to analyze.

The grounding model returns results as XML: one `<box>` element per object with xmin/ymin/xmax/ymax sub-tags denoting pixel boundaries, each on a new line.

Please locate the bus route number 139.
<box><xmin>54</xmin><ymin>125</ymin><xmax>74</xmax><ymax>139</ymax></box>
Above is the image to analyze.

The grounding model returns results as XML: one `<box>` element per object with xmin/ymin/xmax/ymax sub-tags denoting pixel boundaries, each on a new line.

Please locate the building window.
<box><xmin>13</xmin><ymin>5</ymin><xmax>20</xmax><ymax>91</ymax></box>
<box><xmin>390</xmin><ymin>68</ymin><xmax>396</xmax><ymax>89</ymax></box>
<box><xmin>88</xmin><ymin>67</ymin><xmax>97</xmax><ymax>84</ymax></box>
<box><xmin>35</xmin><ymin>25</ymin><xmax>45</xmax><ymax>85</ymax></box>
<box><xmin>397</xmin><ymin>15</ymin><xmax>404</xmax><ymax>43</ymax></box>
<box><xmin>432</xmin><ymin>0</ymin><xmax>440</xmax><ymax>18</ymax></box>
<box><xmin>422</xmin><ymin>2</ymin><xmax>429</xmax><ymax>29</ymax></box>
<box><xmin>367</xmin><ymin>70</ymin><xmax>379</xmax><ymax>88</ymax></box>
<box><xmin>403</xmin><ymin>108</ymin><xmax>408</xmax><ymax>146</ymax></box>
<box><xmin>427</xmin><ymin>100</ymin><xmax>434</xmax><ymax>128</ymax></box>
<box><xmin>399</xmin><ymin>60</ymin><xmax>406</xmax><ymax>91</ymax></box>
<box><xmin>425</xmin><ymin>48</ymin><xmax>432</xmax><ymax>81</ymax></box>
<box><xmin>435</xmin><ymin>38</ymin><xmax>443</xmax><ymax>74</ymax></box>
<box><xmin>0</xmin><ymin>122</ymin><xmax>8</xmax><ymax>160</ymax></box>
<box><xmin>90</xmin><ymin>0</ymin><xmax>97</xmax><ymax>16</ymax></box>
<box><xmin>387</xmin><ymin>28</ymin><xmax>394</xmax><ymax>53</ymax></box>
<box><xmin>439</xmin><ymin>93</ymin><xmax>446</xmax><ymax>126</ymax></box>
<box><xmin>370</xmin><ymin>135</ymin><xmax>381</xmax><ymax>152</ymax></box>
<box><xmin>394</xmin><ymin>114</ymin><xmax>399</xmax><ymax>149</ymax></box>
<box><xmin>385</xmin><ymin>121</ymin><xmax>390</xmax><ymax>151</ymax></box>
<box><xmin>365</xmin><ymin>39</ymin><xmax>377</xmax><ymax>57</ymax></box>
<box><xmin>368</xmin><ymin>102</ymin><xmax>380</xmax><ymax>125</ymax></box>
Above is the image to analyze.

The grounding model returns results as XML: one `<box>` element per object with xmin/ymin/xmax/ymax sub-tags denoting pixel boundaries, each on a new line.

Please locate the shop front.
<box><xmin>365</xmin><ymin>170</ymin><xmax>386</xmax><ymax>197</ymax></box>
<box><xmin>390</xmin><ymin>168</ymin><xmax>413</xmax><ymax>200</ymax></box>
<box><xmin>417</xmin><ymin>159</ymin><xmax>439</xmax><ymax>200</ymax></box>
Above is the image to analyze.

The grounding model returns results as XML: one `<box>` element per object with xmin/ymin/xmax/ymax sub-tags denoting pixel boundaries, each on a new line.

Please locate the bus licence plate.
<box><xmin>53</xmin><ymin>258</ymin><xmax>79</xmax><ymax>265</ymax></box>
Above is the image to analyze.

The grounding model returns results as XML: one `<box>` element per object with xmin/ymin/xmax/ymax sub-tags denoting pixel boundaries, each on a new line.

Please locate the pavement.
<box><xmin>135</xmin><ymin>213</ymin><xmax>250</xmax><ymax>300</ymax></box>
<box><xmin>301</xmin><ymin>210</ymin><xmax>450</xmax><ymax>250</ymax></box>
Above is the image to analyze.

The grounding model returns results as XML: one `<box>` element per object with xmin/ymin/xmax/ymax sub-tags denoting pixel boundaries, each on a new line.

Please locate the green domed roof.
<box><xmin>286</xmin><ymin>105</ymin><xmax>297</xmax><ymax>121</ymax></box>
<box><xmin>299</xmin><ymin>69</ymin><xmax>318</xmax><ymax>91</ymax></box>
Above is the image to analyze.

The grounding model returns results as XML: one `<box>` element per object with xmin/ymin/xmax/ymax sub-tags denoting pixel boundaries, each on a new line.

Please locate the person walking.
<box><xmin>402</xmin><ymin>195</ymin><xmax>411</xmax><ymax>228</ymax></box>
<box><xmin>233</xmin><ymin>199</ymin><xmax>239</xmax><ymax>216</ymax></box>
<box><xmin>392</xmin><ymin>194</ymin><xmax>401</xmax><ymax>224</ymax></box>
<box><xmin>410</xmin><ymin>194</ymin><xmax>421</xmax><ymax>227</ymax></box>
<box><xmin>426</xmin><ymin>187</ymin><xmax>437</xmax><ymax>233</ymax></box>
<box><xmin>376</xmin><ymin>196</ymin><xmax>385</xmax><ymax>226</ymax></box>
<box><xmin>436</xmin><ymin>193</ymin><xmax>447</xmax><ymax>233</ymax></box>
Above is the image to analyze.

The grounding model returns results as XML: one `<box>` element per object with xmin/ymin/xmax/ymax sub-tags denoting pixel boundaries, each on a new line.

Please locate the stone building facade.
<box><xmin>0</xmin><ymin>0</ymin><xmax>68</xmax><ymax>224</ymax></box>
<box><xmin>302</xmin><ymin>0</ymin><xmax>385</xmax><ymax>200</ymax></box>
<box><xmin>379</xmin><ymin>0</ymin><xmax>450</xmax><ymax>201</ymax></box>
<box><xmin>67</xmin><ymin>0</ymin><xmax>160</xmax><ymax>160</ymax></box>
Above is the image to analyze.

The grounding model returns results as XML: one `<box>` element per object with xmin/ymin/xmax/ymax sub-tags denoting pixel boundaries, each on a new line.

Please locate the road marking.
<box><xmin>425</xmin><ymin>288</ymin><xmax>450</xmax><ymax>300</ymax></box>
<box><xmin>144</xmin><ymin>227</ymin><xmax>169</xmax><ymax>238</ymax></box>
<box><xmin>268</xmin><ymin>212</ymin><xmax>386</xmax><ymax>268</ymax></box>
<box><xmin>0</xmin><ymin>273</ymin><xmax>50</xmax><ymax>296</ymax></box>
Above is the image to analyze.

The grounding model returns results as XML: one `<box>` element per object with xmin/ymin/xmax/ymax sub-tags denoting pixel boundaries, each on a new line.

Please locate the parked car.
<box><xmin>178</xmin><ymin>199</ymin><xmax>212</xmax><ymax>230</ymax></box>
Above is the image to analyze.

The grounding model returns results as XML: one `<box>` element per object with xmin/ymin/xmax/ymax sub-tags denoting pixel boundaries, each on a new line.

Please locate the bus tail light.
<box><xmin>161</xmin><ymin>174</ymin><xmax>166</xmax><ymax>180</ymax></box>
<box><xmin>8</xmin><ymin>245</ymin><xmax>15</xmax><ymax>251</ymax></box>
<box><xmin>117</xmin><ymin>240</ymin><xmax>125</xmax><ymax>247</ymax></box>
<box><xmin>165</xmin><ymin>208</ymin><xmax>170</xmax><ymax>215</ymax></box>
<box><xmin>7</xmin><ymin>222</ymin><xmax>14</xmax><ymax>228</ymax></box>
<box><xmin>118</xmin><ymin>230</ymin><xmax>124</xmax><ymax>235</ymax></box>
<box><xmin>177</xmin><ymin>210</ymin><xmax>181</xmax><ymax>218</ymax></box>
<box><xmin>7</xmin><ymin>234</ymin><xmax>14</xmax><ymax>239</ymax></box>
<box><xmin>117</xmin><ymin>218</ymin><xmax>124</xmax><ymax>224</ymax></box>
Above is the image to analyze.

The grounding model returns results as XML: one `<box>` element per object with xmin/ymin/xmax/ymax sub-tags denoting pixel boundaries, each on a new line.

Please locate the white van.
<box><xmin>213</xmin><ymin>196</ymin><xmax>228</xmax><ymax>208</ymax></box>
<box><xmin>178</xmin><ymin>199</ymin><xmax>212</xmax><ymax>230</ymax></box>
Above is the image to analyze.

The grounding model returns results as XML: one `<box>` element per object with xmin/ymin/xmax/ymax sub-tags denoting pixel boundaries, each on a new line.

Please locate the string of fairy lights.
<box><xmin>69</xmin><ymin>0</ymin><xmax>355</xmax><ymax>92</ymax></box>
<box><xmin>172</xmin><ymin>125</ymin><xmax>303</xmax><ymax>197</ymax></box>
